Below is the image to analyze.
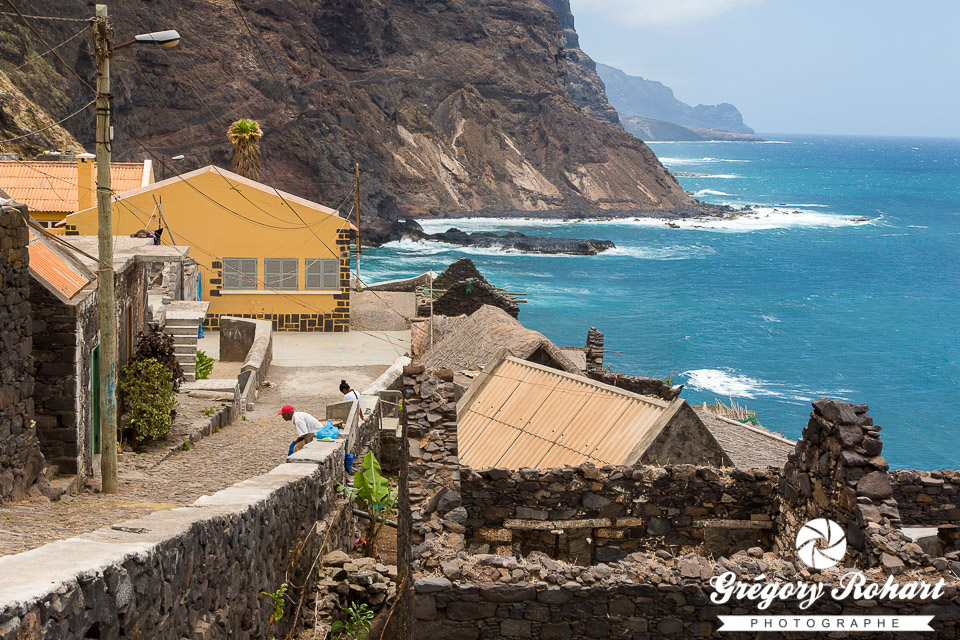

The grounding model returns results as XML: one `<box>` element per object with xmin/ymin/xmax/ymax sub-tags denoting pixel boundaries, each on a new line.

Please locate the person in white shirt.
<box><xmin>340</xmin><ymin>380</ymin><xmax>360</xmax><ymax>403</ymax></box>
<box><xmin>279</xmin><ymin>404</ymin><xmax>322</xmax><ymax>455</ymax></box>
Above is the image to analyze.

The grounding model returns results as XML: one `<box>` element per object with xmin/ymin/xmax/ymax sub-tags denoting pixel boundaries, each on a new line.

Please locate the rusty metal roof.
<box><xmin>0</xmin><ymin>161</ymin><xmax>148</xmax><ymax>213</ymax></box>
<box><xmin>27</xmin><ymin>230</ymin><xmax>93</xmax><ymax>300</ymax></box>
<box><xmin>457</xmin><ymin>356</ymin><xmax>680</xmax><ymax>470</ymax></box>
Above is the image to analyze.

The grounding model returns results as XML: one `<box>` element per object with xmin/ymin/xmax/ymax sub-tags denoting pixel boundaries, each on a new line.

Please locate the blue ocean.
<box><xmin>362</xmin><ymin>134</ymin><xmax>960</xmax><ymax>471</ymax></box>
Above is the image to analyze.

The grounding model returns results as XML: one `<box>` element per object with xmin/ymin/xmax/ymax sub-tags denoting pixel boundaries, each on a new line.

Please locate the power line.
<box><xmin>228</xmin><ymin>0</ymin><xmax>290</xmax><ymax>107</ymax></box>
<box><xmin>6</xmin><ymin>3</ymin><xmax>414</xmax><ymax>343</ymax></box>
<box><xmin>116</xmin><ymin>0</ymin><xmax>227</xmax><ymax>128</ymax></box>
<box><xmin>0</xmin><ymin>11</ymin><xmax>90</xmax><ymax>23</ymax></box>
<box><xmin>10</xmin><ymin>23</ymin><xmax>88</xmax><ymax>72</ymax></box>
<box><xmin>0</xmin><ymin>99</ymin><xmax>95</xmax><ymax>144</ymax></box>
<box><xmin>1</xmin><ymin>1</ymin><xmax>97</xmax><ymax>95</ymax></box>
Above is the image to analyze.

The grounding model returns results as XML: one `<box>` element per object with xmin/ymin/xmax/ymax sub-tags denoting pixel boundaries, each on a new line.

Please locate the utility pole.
<box><xmin>354</xmin><ymin>162</ymin><xmax>361</xmax><ymax>286</ymax></box>
<box><xmin>94</xmin><ymin>4</ymin><xmax>118</xmax><ymax>493</ymax></box>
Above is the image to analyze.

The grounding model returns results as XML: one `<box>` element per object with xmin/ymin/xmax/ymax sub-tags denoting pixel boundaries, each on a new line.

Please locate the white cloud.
<box><xmin>570</xmin><ymin>0</ymin><xmax>764</xmax><ymax>28</ymax></box>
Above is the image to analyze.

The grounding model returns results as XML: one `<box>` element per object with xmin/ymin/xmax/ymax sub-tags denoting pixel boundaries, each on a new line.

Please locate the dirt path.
<box><xmin>0</xmin><ymin>364</ymin><xmax>387</xmax><ymax>557</ymax></box>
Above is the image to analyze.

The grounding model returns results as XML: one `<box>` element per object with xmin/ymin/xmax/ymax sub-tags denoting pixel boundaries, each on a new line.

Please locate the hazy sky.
<box><xmin>569</xmin><ymin>0</ymin><xmax>960</xmax><ymax>137</ymax></box>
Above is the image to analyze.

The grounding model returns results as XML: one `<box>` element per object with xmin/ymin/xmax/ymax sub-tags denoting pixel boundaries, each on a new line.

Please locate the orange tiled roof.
<box><xmin>27</xmin><ymin>231</ymin><xmax>91</xmax><ymax>299</ymax></box>
<box><xmin>0</xmin><ymin>161</ymin><xmax>146</xmax><ymax>213</ymax></box>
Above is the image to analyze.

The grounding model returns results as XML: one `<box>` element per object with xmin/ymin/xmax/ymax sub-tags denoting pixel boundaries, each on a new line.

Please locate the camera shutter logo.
<box><xmin>795</xmin><ymin>518</ymin><xmax>846</xmax><ymax>569</ymax></box>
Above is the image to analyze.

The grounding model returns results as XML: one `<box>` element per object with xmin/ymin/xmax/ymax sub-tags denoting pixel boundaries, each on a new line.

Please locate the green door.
<box><xmin>91</xmin><ymin>344</ymin><xmax>101</xmax><ymax>460</ymax></box>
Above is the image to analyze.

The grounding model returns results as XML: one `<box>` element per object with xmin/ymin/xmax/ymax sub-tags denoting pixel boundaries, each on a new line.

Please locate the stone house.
<box><xmin>27</xmin><ymin>224</ymin><xmax>188</xmax><ymax>481</ymax></box>
<box><xmin>456</xmin><ymin>353</ymin><xmax>732</xmax><ymax>469</ymax></box>
<box><xmin>0</xmin><ymin>191</ymin><xmax>42</xmax><ymax>503</ymax></box>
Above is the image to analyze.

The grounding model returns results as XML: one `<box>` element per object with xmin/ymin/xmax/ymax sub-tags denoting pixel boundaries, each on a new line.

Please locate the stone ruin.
<box><xmin>388</xmin><ymin>366</ymin><xmax>960</xmax><ymax>639</ymax></box>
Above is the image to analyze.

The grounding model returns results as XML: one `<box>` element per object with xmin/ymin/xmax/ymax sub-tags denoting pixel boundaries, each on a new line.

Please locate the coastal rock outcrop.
<box><xmin>412</xmin><ymin>228</ymin><xmax>615</xmax><ymax>255</ymax></box>
<box><xmin>3</xmin><ymin>0</ymin><xmax>692</xmax><ymax>243</ymax></box>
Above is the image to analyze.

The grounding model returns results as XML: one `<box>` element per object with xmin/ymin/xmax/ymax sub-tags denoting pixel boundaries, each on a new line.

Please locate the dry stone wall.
<box><xmin>0</xmin><ymin>204</ymin><xmax>40</xmax><ymax>503</ymax></box>
<box><xmin>0</xmin><ymin>412</ymin><xmax>380</xmax><ymax>639</ymax></box>
<box><xmin>396</xmin><ymin>380</ymin><xmax>958</xmax><ymax>639</ymax></box>
<box><xmin>586</xmin><ymin>371</ymin><xmax>681</xmax><ymax>401</ymax></box>
<box><xmin>462</xmin><ymin>464</ymin><xmax>779</xmax><ymax>563</ymax></box>
<box><xmin>777</xmin><ymin>399</ymin><xmax>926</xmax><ymax>573</ymax></box>
<box><xmin>892</xmin><ymin>469</ymin><xmax>960</xmax><ymax>526</ymax></box>
<box><xmin>410</xmin><ymin>550</ymin><xmax>959</xmax><ymax>640</ymax></box>
<box><xmin>431</xmin><ymin>279</ymin><xmax>519</xmax><ymax>319</ymax></box>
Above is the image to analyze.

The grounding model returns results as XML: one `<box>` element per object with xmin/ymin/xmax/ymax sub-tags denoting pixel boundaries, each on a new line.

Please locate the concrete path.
<box><xmin>198</xmin><ymin>330</ymin><xmax>411</xmax><ymax>367</ymax></box>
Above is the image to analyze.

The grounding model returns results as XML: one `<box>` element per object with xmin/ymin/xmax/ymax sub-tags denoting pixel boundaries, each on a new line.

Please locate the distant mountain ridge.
<box><xmin>596</xmin><ymin>63</ymin><xmax>758</xmax><ymax>140</ymax></box>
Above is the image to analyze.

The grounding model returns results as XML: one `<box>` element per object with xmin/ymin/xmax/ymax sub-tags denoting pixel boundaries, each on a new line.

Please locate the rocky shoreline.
<box><xmin>389</xmin><ymin>202</ymin><xmax>748</xmax><ymax>254</ymax></box>
<box><xmin>404</xmin><ymin>228</ymin><xmax>616</xmax><ymax>256</ymax></box>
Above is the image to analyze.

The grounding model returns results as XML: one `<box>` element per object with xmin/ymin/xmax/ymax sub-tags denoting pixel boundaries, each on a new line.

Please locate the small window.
<box><xmin>264</xmin><ymin>258</ymin><xmax>298</xmax><ymax>290</ymax></box>
<box><xmin>305</xmin><ymin>258</ymin><xmax>340</xmax><ymax>290</ymax></box>
<box><xmin>222</xmin><ymin>258</ymin><xmax>257</xmax><ymax>290</ymax></box>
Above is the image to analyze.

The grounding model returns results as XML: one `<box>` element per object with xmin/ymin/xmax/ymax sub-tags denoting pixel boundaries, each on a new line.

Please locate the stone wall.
<box><xmin>431</xmin><ymin>280</ymin><xmax>519</xmax><ymax>319</ymax></box>
<box><xmin>892</xmin><ymin>469</ymin><xmax>960</xmax><ymax>526</ymax></box>
<box><xmin>461</xmin><ymin>464</ymin><xmax>779</xmax><ymax>563</ymax></box>
<box><xmin>586</xmin><ymin>371</ymin><xmax>681</xmax><ymax>401</ymax></box>
<box><xmin>584</xmin><ymin>326</ymin><xmax>603</xmax><ymax>374</ymax></box>
<box><xmin>29</xmin><ymin>280</ymin><xmax>87</xmax><ymax>476</ymax></box>
<box><xmin>395</xmin><ymin>381</ymin><xmax>958</xmax><ymax>639</ymax></box>
<box><xmin>0</xmin><ymin>203</ymin><xmax>41</xmax><ymax>502</ymax></box>
<box><xmin>0</xmin><ymin>408</ymin><xmax>380</xmax><ymax>639</ymax></box>
<box><xmin>31</xmin><ymin>258</ymin><xmax>148</xmax><ymax>479</ymax></box>
<box><xmin>777</xmin><ymin>399</ymin><xmax>925</xmax><ymax>573</ymax></box>
<box><xmin>410</xmin><ymin>552</ymin><xmax>959</xmax><ymax>640</ymax></box>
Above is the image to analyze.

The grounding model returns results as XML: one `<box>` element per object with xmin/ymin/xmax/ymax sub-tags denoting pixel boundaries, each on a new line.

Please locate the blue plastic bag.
<box><xmin>315</xmin><ymin>419</ymin><xmax>339</xmax><ymax>441</ymax></box>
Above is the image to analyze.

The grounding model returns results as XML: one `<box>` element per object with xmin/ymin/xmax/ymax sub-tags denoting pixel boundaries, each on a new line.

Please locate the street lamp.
<box><xmin>93</xmin><ymin>4</ymin><xmax>180</xmax><ymax>494</ymax></box>
<box><xmin>113</xmin><ymin>29</ymin><xmax>181</xmax><ymax>51</ymax></box>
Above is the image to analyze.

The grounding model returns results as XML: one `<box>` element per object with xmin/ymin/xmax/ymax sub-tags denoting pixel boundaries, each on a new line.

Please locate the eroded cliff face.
<box><xmin>1</xmin><ymin>0</ymin><xmax>691</xmax><ymax>243</ymax></box>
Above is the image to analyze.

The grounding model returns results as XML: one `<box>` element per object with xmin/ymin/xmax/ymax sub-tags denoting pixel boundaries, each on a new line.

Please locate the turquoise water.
<box><xmin>362</xmin><ymin>135</ymin><xmax>960</xmax><ymax>470</ymax></box>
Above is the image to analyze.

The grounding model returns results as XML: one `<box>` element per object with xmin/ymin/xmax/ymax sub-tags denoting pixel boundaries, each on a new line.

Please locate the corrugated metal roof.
<box><xmin>27</xmin><ymin>231</ymin><xmax>92</xmax><ymax>299</ymax></box>
<box><xmin>458</xmin><ymin>356</ymin><xmax>676</xmax><ymax>470</ymax></box>
<box><xmin>0</xmin><ymin>161</ymin><xmax>147</xmax><ymax>213</ymax></box>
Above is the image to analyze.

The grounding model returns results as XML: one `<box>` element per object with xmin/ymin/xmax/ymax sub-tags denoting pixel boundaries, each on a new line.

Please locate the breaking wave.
<box><xmin>600</xmin><ymin>244</ymin><xmax>715</xmax><ymax>260</ymax></box>
<box><xmin>682</xmin><ymin>368</ymin><xmax>854</xmax><ymax>404</ymax></box>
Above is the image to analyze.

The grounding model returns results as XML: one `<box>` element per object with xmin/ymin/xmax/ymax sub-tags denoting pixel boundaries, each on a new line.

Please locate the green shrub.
<box><xmin>133</xmin><ymin>323</ymin><xmax>185</xmax><ymax>390</ymax></box>
<box><xmin>196</xmin><ymin>350</ymin><xmax>215</xmax><ymax>380</ymax></box>
<box><xmin>331</xmin><ymin>602</ymin><xmax>374</xmax><ymax>640</ymax></box>
<box><xmin>118</xmin><ymin>358</ymin><xmax>178</xmax><ymax>442</ymax></box>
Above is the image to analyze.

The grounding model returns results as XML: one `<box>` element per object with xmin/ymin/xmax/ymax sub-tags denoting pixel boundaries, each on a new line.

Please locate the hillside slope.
<box><xmin>1</xmin><ymin>1</ymin><xmax>693</xmax><ymax>243</ymax></box>
<box><xmin>597</xmin><ymin>63</ymin><xmax>755</xmax><ymax>136</ymax></box>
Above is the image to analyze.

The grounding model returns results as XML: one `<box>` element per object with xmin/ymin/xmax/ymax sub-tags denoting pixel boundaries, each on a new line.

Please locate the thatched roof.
<box><xmin>418</xmin><ymin>305</ymin><xmax>580</xmax><ymax>374</ymax></box>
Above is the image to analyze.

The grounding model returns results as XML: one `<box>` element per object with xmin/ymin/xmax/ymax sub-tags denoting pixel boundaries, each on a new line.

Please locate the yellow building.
<box><xmin>0</xmin><ymin>154</ymin><xmax>153</xmax><ymax>228</ymax></box>
<box><xmin>62</xmin><ymin>165</ymin><xmax>355</xmax><ymax>332</ymax></box>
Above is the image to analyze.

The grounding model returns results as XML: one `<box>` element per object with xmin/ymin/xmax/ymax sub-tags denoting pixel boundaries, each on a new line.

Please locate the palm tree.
<box><xmin>227</xmin><ymin>119</ymin><xmax>263</xmax><ymax>181</ymax></box>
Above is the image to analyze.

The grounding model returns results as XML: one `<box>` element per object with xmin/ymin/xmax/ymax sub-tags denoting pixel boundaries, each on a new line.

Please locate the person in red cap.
<box><xmin>279</xmin><ymin>404</ymin><xmax>322</xmax><ymax>455</ymax></box>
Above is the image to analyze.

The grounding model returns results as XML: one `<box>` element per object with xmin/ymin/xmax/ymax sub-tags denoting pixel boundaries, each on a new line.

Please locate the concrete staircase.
<box><xmin>160</xmin><ymin>301</ymin><xmax>210</xmax><ymax>382</ymax></box>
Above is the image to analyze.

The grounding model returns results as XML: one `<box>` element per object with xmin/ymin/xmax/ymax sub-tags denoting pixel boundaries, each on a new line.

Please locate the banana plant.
<box><xmin>340</xmin><ymin>452</ymin><xmax>397</xmax><ymax>557</ymax></box>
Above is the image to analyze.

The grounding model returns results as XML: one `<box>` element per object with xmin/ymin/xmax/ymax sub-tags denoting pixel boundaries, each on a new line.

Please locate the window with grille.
<box><xmin>264</xmin><ymin>258</ymin><xmax>299</xmax><ymax>290</ymax></box>
<box><xmin>305</xmin><ymin>258</ymin><xmax>340</xmax><ymax>290</ymax></box>
<box><xmin>222</xmin><ymin>258</ymin><xmax>257</xmax><ymax>290</ymax></box>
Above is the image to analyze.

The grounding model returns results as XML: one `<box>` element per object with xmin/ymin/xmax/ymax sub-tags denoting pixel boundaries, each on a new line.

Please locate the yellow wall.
<box><xmin>63</xmin><ymin>169</ymin><xmax>352</xmax><ymax>331</ymax></box>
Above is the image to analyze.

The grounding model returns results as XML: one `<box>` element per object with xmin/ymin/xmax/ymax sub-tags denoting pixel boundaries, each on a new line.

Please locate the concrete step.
<box><xmin>174</xmin><ymin>344</ymin><xmax>197</xmax><ymax>355</ymax></box>
<box><xmin>165</xmin><ymin>325</ymin><xmax>200</xmax><ymax>337</ymax></box>
<box><xmin>164</xmin><ymin>318</ymin><xmax>205</xmax><ymax>328</ymax></box>
<box><xmin>177</xmin><ymin>358</ymin><xmax>196</xmax><ymax>369</ymax></box>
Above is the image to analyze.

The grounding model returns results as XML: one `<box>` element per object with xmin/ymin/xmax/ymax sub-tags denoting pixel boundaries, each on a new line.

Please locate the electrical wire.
<box><xmin>116</xmin><ymin>0</ymin><xmax>227</xmax><ymax>128</ymax></box>
<box><xmin>10</xmin><ymin>23</ymin><xmax>89</xmax><ymax>72</ymax></box>
<box><xmin>0</xmin><ymin>11</ymin><xmax>90</xmax><ymax>22</ymax></box>
<box><xmin>0</xmin><ymin>99</ymin><xmax>95</xmax><ymax>144</ymax></box>
<box><xmin>228</xmin><ymin>0</ymin><xmax>290</xmax><ymax>106</ymax></box>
